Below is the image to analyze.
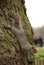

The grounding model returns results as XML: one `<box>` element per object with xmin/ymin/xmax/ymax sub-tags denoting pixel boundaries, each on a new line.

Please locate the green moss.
<box><xmin>0</xmin><ymin>0</ymin><xmax>34</xmax><ymax>65</ymax></box>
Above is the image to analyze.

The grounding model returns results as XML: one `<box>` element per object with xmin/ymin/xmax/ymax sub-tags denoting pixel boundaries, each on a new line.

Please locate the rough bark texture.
<box><xmin>0</xmin><ymin>0</ymin><xmax>35</xmax><ymax>65</ymax></box>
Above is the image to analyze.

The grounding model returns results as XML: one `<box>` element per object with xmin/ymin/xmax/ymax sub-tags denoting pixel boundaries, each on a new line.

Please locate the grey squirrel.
<box><xmin>4</xmin><ymin>10</ymin><xmax>36</xmax><ymax>53</ymax></box>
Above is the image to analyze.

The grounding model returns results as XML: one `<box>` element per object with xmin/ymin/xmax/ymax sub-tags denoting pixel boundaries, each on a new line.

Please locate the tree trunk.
<box><xmin>0</xmin><ymin>0</ymin><xmax>35</xmax><ymax>65</ymax></box>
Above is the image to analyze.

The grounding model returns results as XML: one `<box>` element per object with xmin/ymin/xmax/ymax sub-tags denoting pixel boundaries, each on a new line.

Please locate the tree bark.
<box><xmin>0</xmin><ymin>0</ymin><xmax>36</xmax><ymax>65</ymax></box>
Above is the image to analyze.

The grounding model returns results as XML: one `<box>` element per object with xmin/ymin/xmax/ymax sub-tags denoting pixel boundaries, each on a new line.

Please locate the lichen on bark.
<box><xmin>0</xmin><ymin>0</ymin><xmax>35</xmax><ymax>65</ymax></box>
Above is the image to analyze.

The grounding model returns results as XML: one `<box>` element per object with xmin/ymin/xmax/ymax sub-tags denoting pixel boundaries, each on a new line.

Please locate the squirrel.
<box><xmin>4</xmin><ymin>10</ymin><xmax>37</xmax><ymax>53</ymax></box>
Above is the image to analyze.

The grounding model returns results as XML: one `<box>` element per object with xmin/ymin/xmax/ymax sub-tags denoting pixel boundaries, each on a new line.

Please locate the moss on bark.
<box><xmin>0</xmin><ymin>0</ymin><xmax>34</xmax><ymax>65</ymax></box>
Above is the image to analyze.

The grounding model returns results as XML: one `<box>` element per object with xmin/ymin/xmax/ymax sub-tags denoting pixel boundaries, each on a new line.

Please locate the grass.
<box><xmin>34</xmin><ymin>47</ymin><xmax>44</xmax><ymax>58</ymax></box>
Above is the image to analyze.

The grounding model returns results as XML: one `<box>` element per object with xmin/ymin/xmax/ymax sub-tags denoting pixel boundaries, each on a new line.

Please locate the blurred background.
<box><xmin>25</xmin><ymin>0</ymin><xmax>44</xmax><ymax>47</ymax></box>
<box><xmin>25</xmin><ymin>0</ymin><xmax>44</xmax><ymax>65</ymax></box>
